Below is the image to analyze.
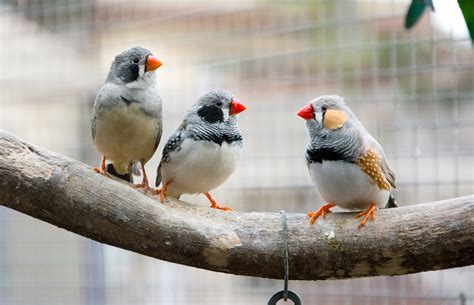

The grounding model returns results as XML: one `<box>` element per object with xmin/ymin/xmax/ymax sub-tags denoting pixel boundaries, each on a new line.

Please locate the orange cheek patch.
<box><xmin>323</xmin><ymin>109</ymin><xmax>347</xmax><ymax>130</ymax></box>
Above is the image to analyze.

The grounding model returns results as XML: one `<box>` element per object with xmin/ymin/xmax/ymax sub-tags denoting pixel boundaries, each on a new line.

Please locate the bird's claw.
<box><xmin>92</xmin><ymin>166</ymin><xmax>110</xmax><ymax>177</ymax></box>
<box><xmin>156</xmin><ymin>182</ymin><xmax>171</xmax><ymax>203</ymax></box>
<box><xmin>151</xmin><ymin>187</ymin><xmax>167</xmax><ymax>203</ymax></box>
<box><xmin>210</xmin><ymin>204</ymin><xmax>233</xmax><ymax>212</ymax></box>
<box><xmin>355</xmin><ymin>203</ymin><xmax>377</xmax><ymax>229</ymax></box>
<box><xmin>133</xmin><ymin>183</ymin><xmax>151</xmax><ymax>193</ymax></box>
<box><xmin>160</xmin><ymin>191</ymin><xmax>166</xmax><ymax>203</ymax></box>
<box><xmin>133</xmin><ymin>164</ymin><xmax>152</xmax><ymax>193</ymax></box>
<box><xmin>306</xmin><ymin>209</ymin><xmax>331</xmax><ymax>218</ymax></box>
<box><xmin>204</xmin><ymin>192</ymin><xmax>232</xmax><ymax>211</ymax></box>
<box><xmin>307</xmin><ymin>203</ymin><xmax>336</xmax><ymax>224</ymax></box>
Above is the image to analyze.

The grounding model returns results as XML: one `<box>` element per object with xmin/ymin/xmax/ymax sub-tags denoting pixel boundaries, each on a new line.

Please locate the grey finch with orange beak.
<box><xmin>91</xmin><ymin>47</ymin><xmax>163</xmax><ymax>192</ymax></box>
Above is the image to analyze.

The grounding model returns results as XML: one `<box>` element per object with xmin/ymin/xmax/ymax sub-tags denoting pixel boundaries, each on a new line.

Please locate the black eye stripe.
<box><xmin>197</xmin><ymin>105</ymin><xmax>224</xmax><ymax>123</ymax></box>
<box><xmin>120</xmin><ymin>64</ymin><xmax>139</xmax><ymax>83</ymax></box>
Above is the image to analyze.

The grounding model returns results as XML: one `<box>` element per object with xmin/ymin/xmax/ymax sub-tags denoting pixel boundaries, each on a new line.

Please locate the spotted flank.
<box><xmin>162</xmin><ymin>132</ymin><xmax>183</xmax><ymax>162</ymax></box>
<box><xmin>356</xmin><ymin>148</ymin><xmax>391</xmax><ymax>191</ymax></box>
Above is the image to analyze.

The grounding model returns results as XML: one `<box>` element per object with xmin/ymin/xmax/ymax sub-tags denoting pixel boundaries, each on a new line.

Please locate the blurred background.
<box><xmin>0</xmin><ymin>0</ymin><xmax>473</xmax><ymax>304</ymax></box>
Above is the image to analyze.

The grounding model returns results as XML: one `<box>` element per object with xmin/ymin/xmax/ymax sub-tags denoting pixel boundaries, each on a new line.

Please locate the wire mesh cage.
<box><xmin>0</xmin><ymin>0</ymin><xmax>473</xmax><ymax>304</ymax></box>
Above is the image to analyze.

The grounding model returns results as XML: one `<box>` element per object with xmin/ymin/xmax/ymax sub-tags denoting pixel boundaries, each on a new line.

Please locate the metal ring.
<box><xmin>280</xmin><ymin>210</ymin><xmax>289</xmax><ymax>301</ymax></box>
<box><xmin>267</xmin><ymin>290</ymin><xmax>302</xmax><ymax>305</ymax></box>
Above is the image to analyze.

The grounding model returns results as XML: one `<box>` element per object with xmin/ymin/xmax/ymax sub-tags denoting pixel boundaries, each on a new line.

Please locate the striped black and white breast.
<box><xmin>305</xmin><ymin>132</ymin><xmax>360</xmax><ymax>164</ymax></box>
<box><xmin>188</xmin><ymin>121</ymin><xmax>243</xmax><ymax>147</ymax></box>
<box><xmin>189</xmin><ymin>104</ymin><xmax>243</xmax><ymax>146</ymax></box>
<box><xmin>305</xmin><ymin>146</ymin><xmax>354</xmax><ymax>164</ymax></box>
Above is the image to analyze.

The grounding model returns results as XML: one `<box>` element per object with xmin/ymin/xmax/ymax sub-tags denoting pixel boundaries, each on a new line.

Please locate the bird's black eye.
<box><xmin>133</xmin><ymin>58</ymin><xmax>139</xmax><ymax>64</ymax></box>
<box><xmin>321</xmin><ymin>105</ymin><xmax>327</xmax><ymax>112</ymax></box>
<box><xmin>216</xmin><ymin>101</ymin><xmax>223</xmax><ymax>107</ymax></box>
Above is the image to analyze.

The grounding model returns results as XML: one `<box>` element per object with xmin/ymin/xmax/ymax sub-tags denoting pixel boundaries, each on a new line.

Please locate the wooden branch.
<box><xmin>0</xmin><ymin>129</ymin><xmax>473</xmax><ymax>280</ymax></box>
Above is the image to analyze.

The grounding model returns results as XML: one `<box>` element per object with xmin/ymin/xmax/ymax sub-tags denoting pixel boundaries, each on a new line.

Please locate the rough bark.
<box><xmin>0</xmin><ymin>129</ymin><xmax>473</xmax><ymax>280</ymax></box>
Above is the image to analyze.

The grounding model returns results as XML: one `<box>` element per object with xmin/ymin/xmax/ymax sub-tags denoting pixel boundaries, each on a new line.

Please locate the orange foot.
<box><xmin>152</xmin><ymin>188</ymin><xmax>161</xmax><ymax>195</ymax></box>
<box><xmin>307</xmin><ymin>203</ymin><xmax>336</xmax><ymax>224</ymax></box>
<box><xmin>134</xmin><ymin>182</ymin><xmax>151</xmax><ymax>192</ymax></box>
<box><xmin>92</xmin><ymin>156</ymin><xmax>110</xmax><ymax>177</ymax></box>
<box><xmin>355</xmin><ymin>203</ymin><xmax>377</xmax><ymax>229</ymax></box>
<box><xmin>133</xmin><ymin>161</ymin><xmax>151</xmax><ymax>193</ymax></box>
<box><xmin>204</xmin><ymin>193</ymin><xmax>233</xmax><ymax>211</ymax></box>
<box><xmin>153</xmin><ymin>181</ymin><xmax>170</xmax><ymax>203</ymax></box>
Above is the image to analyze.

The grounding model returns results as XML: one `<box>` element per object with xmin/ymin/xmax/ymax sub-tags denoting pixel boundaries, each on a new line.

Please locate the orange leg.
<box><xmin>355</xmin><ymin>203</ymin><xmax>377</xmax><ymax>228</ymax></box>
<box><xmin>153</xmin><ymin>181</ymin><xmax>170</xmax><ymax>203</ymax></box>
<box><xmin>204</xmin><ymin>193</ymin><xmax>233</xmax><ymax>211</ymax></box>
<box><xmin>307</xmin><ymin>203</ymin><xmax>336</xmax><ymax>224</ymax></box>
<box><xmin>92</xmin><ymin>156</ymin><xmax>110</xmax><ymax>177</ymax></box>
<box><xmin>133</xmin><ymin>161</ymin><xmax>151</xmax><ymax>192</ymax></box>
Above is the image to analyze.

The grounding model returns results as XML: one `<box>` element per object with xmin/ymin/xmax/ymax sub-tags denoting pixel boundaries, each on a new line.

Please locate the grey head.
<box><xmin>105</xmin><ymin>47</ymin><xmax>162</xmax><ymax>85</ymax></box>
<box><xmin>297</xmin><ymin>95</ymin><xmax>364</xmax><ymax>137</ymax></box>
<box><xmin>185</xmin><ymin>89</ymin><xmax>247</xmax><ymax>125</ymax></box>
<box><xmin>298</xmin><ymin>95</ymin><xmax>366</xmax><ymax>163</ymax></box>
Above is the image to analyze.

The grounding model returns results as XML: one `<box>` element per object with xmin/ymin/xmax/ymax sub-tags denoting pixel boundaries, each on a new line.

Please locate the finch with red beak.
<box><xmin>297</xmin><ymin>95</ymin><xmax>397</xmax><ymax>228</ymax></box>
<box><xmin>155</xmin><ymin>89</ymin><xmax>246</xmax><ymax>211</ymax></box>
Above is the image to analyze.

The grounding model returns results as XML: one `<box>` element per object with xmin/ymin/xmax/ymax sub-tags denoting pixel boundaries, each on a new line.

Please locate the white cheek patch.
<box><xmin>139</xmin><ymin>65</ymin><xmax>145</xmax><ymax>77</ymax></box>
<box><xmin>315</xmin><ymin>112</ymin><xmax>323</xmax><ymax>125</ymax></box>
<box><xmin>223</xmin><ymin>108</ymin><xmax>230</xmax><ymax>121</ymax></box>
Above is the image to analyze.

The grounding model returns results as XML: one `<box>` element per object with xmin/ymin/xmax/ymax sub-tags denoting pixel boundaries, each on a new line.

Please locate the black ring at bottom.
<box><xmin>267</xmin><ymin>290</ymin><xmax>302</xmax><ymax>305</ymax></box>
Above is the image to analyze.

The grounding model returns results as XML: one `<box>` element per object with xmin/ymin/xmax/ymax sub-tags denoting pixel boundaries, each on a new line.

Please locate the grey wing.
<box><xmin>91</xmin><ymin>90</ymin><xmax>103</xmax><ymax>141</ymax></box>
<box><xmin>120</xmin><ymin>89</ymin><xmax>163</xmax><ymax>156</ymax></box>
<box><xmin>136</xmin><ymin>91</ymin><xmax>163</xmax><ymax>152</ymax></box>
<box><xmin>155</xmin><ymin>120</ymin><xmax>187</xmax><ymax>187</ymax></box>
<box><xmin>385</xmin><ymin>193</ymin><xmax>398</xmax><ymax>208</ymax></box>
<box><xmin>155</xmin><ymin>161</ymin><xmax>163</xmax><ymax>187</ymax></box>
<box><xmin>91</xmin><ymin>83</ymin><xmax>123</xmax><ymax>141</ymax></box>
<box><xmin>153</xmin><ymin>117</ymin><xmax>163</xmax><ymax>152</ymax></box>
<box><xmin>367</xmin><ymin>133</ymin><xmax>396</xmax><ymax>189</ymax></box>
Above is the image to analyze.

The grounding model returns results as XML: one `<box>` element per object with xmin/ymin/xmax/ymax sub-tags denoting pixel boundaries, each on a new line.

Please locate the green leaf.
<box><xmin>458</xmin><ymin>0</ymin><xmax>474</xmax><ymax>43</ymax></box>
<box><xmin>426</xmin><ymin>0</ymin><xmax>435</xmax><ymax>11</ymax></box>
<box><xmin>405</xmin><ymin>0</ymin><xmax>435</xmax><ymax>29</ymax></box>
<box><xmin>405</xmin><ymin>0</ymin><xmax>426</xmax><ymax>29</ymax></box>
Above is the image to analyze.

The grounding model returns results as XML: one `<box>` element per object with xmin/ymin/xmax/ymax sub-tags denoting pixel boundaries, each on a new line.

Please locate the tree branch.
<box><xmin>0</xmin><ymin>129</ymin><xmax>473</xmax><ymax>280</ymax></box>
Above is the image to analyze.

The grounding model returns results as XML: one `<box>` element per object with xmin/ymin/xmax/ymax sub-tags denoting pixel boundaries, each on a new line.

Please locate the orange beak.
<box><xmin>229</xmin><ymin>97</ymin><xmax>247</xmax><ymax>115</ymax></box>
<box><xmin>297</xmin><ymin>104</ymin><xmax>314</xmax><ymax>120</ymax></box>
<box><xmin>146</xmin><ymin>55</ymin><xmax>162</xmax><ymax>72</ymax></box>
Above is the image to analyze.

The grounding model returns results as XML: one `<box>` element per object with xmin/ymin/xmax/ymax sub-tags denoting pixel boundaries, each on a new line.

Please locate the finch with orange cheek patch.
<box><xmin>297</xmin><ymin>95</ymin><xmax>397</xmax><ymax>229</ymax></box>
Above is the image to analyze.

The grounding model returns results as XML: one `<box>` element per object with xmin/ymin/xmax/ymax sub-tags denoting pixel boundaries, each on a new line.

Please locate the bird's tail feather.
<box><xmin>384</xmin><ymin>193</ymin><xmax>398</xmax><ymax>208</ymax></box>
<box><xmin>155</xmin><ymin>162</ymin><xmax>162</xmax><ymax>187</ymax></box>
<box><xmin>131</xmin><ymin>162</ymin><xmax>141</xmax><ymax>176</ymax></box>
<box><xmin>106</xmin><ymin>163</ymin><xmax>133</xmax><ymax>183</ymax></box>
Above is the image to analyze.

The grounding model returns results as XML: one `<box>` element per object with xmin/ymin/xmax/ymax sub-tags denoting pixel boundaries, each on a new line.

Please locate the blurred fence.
<box><xmin>0</xmin><ymin>0</ymin><xmax>473</xmax><ymax>304</ymax></box>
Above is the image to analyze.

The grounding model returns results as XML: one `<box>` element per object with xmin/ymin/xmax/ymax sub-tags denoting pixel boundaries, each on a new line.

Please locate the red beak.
<box><xmin>297</xmin><ymin>104</ymin><xmax>314</xmax><ymax>120</ymax></box>
<box><xmin>146</xmin><ymin>55</ymin><xmax>162</xmax><ymax>72</ymax></box>
<box><xmin>229</xmin><ymin>97</ymin><xmax>247</xmax><ymax>115</ymax></box>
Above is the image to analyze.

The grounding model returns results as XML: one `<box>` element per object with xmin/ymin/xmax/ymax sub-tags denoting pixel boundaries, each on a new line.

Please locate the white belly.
<box><xmin>309</xmin><ymin>160</ymin><xmax>389</xmax><ymax>210</ymax></box>
<box><xmin>94</xmin><ymin>103</ymin><xmax>158</xmax><ymax>170</ymax></box>
<box><xmin>162</xmin><ymin>138</ymin><xmax>241</xmax><ymax>197</ymax></box>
